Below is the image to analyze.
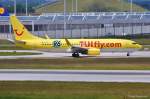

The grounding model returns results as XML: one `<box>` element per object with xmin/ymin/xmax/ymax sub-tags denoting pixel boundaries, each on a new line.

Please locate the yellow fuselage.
<box><xmin>17</xmin><ymin>38</ymin><xmax>142</xmax><ymax>52</ymax></box>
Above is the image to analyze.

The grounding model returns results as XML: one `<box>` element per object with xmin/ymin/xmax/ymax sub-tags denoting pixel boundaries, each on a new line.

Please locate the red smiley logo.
<box><xmin>14</xmin><ymin>27</ymin><xmax>24</xmax><ymax>36</ymax></box>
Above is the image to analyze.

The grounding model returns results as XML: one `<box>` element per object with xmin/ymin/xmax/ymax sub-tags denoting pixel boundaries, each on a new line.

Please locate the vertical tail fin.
<box><xmin>10</xmin><ymin>15</ymin><xmax>37</xmax><ymax>41</ymax></box>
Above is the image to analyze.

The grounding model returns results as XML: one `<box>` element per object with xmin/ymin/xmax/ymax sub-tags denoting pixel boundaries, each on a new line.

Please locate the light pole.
<box><xmin>64</xmin><ymin>0</ymin><xmax>67</xmax><ymax>38</ymax></box>
<box><xmin>14</xmin><ymin>0</ymin><xmax>16</xmax><ymax>15</ymax></box>
<box><xmin>130</xmin><ymin>0</ymin><xmax>133</xmax><ymax>12</ymax></box>
<box><xmin>119</xmin><ymin>0</ymin><xmax>123</xmax><ymax>12</ymax></box>
<box><xmin>72</xmin><ymin>0</ymin><xmax>74</xmax><ymax>12</ymax></box>
<box><xmin>75</xmin><ymin>0</ymin><xmax>78</xmax><ymax>13</ymax></box>
<box><xmin>25</xmin><ymin>0</ymin><xmax>28</xmax><ymax>16</ymax></box>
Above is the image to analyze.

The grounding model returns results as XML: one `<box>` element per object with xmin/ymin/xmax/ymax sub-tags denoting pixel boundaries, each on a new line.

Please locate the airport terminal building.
<box><xmin>0</xmin><ymin>12</ymin><xmax>150</xmax><ymax>39</ymax></box>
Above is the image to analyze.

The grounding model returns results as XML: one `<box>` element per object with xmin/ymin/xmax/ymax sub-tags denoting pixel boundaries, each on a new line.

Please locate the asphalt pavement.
<box><xmin>0</xmin><ymin>50</ymin><xmax>149</xmax><ymax>59</ymax></box>
<box><xmin>0</xmin><ymin>70</ymin><xmax>150</xmax><ymax>82</ymax></box>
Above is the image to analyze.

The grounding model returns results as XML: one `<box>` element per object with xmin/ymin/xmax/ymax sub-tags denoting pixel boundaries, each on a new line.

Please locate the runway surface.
<box><xmin>0</xmin><ymin>50</ymin><xmax>150</xmax><ymax>59</ymax></box>
<box><xmin>1</xmin><ymin>69</ymin><xmax>150</xmax><ymax>83</ymax></box>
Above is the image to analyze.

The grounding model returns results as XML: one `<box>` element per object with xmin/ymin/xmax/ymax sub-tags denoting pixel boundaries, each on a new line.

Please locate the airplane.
<box><xmin>10</xmin><ymin>15</ymin><xmax>142</xmax><ymax>57</ymax></box>
<box><xmin>0</xmin><ymin>4</ymin><xmax>9</xmax><ymax>16</ymax></box>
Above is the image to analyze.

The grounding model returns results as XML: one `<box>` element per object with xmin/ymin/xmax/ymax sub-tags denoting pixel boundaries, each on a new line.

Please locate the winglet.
<box><xmin>65</xmin><ymin>38</ymin><xmax>72</xmax><ymax>47</ymax></box>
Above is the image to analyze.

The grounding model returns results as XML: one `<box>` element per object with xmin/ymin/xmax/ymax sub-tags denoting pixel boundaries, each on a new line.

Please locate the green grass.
<box><xmin>133</xmin><ymin>39</ymin><xmax>150</xmax><ymax>45</ymax></box>
<box><xmin>0</xmin><ymin>40</ymin><xmax>13</xmax><ymax>45</ymax></box>
<box><xmin>0</xmin><ymin>52</ymin><xmax>41</xmax><ymax>56</ymax></box>
<box><xmin>0</xmin><ymin>58</ymin><xmax>149</xmax><ymax>70</ymax></box>
<box><xmin>131</xmin><ymin>39</ymin><xmax>150</xmax><ymax>51</ymax></box>
<box><xmin>144</xmin><ymin>46</ymin><xmax>150</xmax><ymax>49</ymax></box>
<box><xmin>35</xmin><ymin>0</ymin><xmax>146</xmax><ymax>13</ymax></box>
<box><xmin>0</xmin><ymin>81</ymin><xmax>150</xmax><ymax>99</ymax></box>
<box><xmin>0</xmin><ymin>40</ymin><xmax>27</xmax><ymax>50</ymax></box>
<box><xmin>0</xmin><ymin>45</ymin><xmax>28</xmax><ymax>50</ymax></box>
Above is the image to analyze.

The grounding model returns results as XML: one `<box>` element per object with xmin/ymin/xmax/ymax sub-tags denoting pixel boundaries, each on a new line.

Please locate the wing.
<box><xmin>65</xmin><ymin>38</ymin><xmax>86</xmax><ymax>53</ymax></box>
<box><xmin>65</xmin><ymin>39</ymin><xmax>100</xmax><ymax>55</ymax></box>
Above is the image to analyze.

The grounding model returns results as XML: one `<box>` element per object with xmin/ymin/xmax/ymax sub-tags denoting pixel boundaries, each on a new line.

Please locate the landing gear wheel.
<box><xmin>72</xmin><ymin>53</ymin><xmax>79</xmax><ymax>57</ymax></box>
<box><xmin>127</xmin><ymin>52</ymin><xmax>130</xmax><ymax>56</ymax></box>
<box><xmin>72</xmin><ymin>53</ymin><xmax>76</xmax><ymax>57</ymax></box>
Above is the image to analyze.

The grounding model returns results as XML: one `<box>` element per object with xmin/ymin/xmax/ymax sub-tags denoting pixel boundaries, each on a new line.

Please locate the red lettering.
<box><xmin>80</xmin><ymin>41</ymin><xmax>84</xmax><ymax>47</ymax></box>
<box><xmin>90</xmin><ymin>41</ymin><xmax>93</xmax><ymax>47</ymax></box>
<box><xmin>94</xmin><ymin>41</ymin><xmax>99</xmax><ymax>47</ymax></box>
<box><xmin>87</xmin><ymin>41</ymin><xmax>91</xmax><ymax>47</ymax></box>
<box><xmin>80</xmin><ymin>41</ymin><xmax>122</xmax><ymax>48</ymax></box>
<box><xmin>106</xmin><ymin>43</ymin><xmax>110</xmax><ymax>47</ymax></box>
<box><xmin>101</xmin><ymin>43</ymin><xmax>105</xmax><ymax>48</ymax></box>
<box><xmin>110</xmin><ymin>43</ymin><xmax>114</xmax><ymax>47</ymax></box>
<box><xmin>115</xmin><ymin>43</ymin><xmax>122</xmax><ymax>48</ymax></box>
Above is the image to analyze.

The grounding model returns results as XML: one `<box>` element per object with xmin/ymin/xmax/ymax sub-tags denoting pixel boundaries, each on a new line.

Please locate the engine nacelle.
<box><xmin>87</xmin><ymin>48</ymin><xmax>100</xmax><ymax>55</ymax></box>
<box><xmin>67</xmin><ymin>48</ymin><xmax>100</xmax><ymax>56</ymax></box>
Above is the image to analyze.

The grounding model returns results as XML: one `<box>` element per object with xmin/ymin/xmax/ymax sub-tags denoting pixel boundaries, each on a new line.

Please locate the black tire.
<box><xmin>75</xmin><ymin>53</ymin><xmax>79</xmax><ymax>57</ymax></box>
<box><xmin>72</xmin><ymin>53</ymin><xmax>75</xmax><ymax>57</ymax></box>
<box><xmin>72</xmin><ymin>53</ymin><xmax>79</xmax><ymax>57</ymax></box>
<box><xmin>127</xmin><ymin>52</ymin><xmax>130</xmax><ymax>56</ymax></box>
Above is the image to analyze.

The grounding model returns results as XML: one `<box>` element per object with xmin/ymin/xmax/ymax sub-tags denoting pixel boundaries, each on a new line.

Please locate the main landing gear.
<box><xmin>127</xmin><ymin>52</ymin><xmax>130</xmax><ymax>56</ymax></box>
<box><xmin>72</xmin><ymin>52</ymin><xmax>79</xmax><ymax>57</ymax></box>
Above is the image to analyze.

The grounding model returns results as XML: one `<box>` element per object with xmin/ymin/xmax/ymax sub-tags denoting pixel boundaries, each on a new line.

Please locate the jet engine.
<box><xmin>86</xmin><ymin>48</ymin><xmax>100</xmax><ymax>55</ymax></box>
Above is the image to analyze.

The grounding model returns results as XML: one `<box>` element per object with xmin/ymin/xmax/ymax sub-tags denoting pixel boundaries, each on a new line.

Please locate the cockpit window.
<box><xmin>132</xmin><ymin>42</ymin><xmax>138</xmax><ymax>45</ymax></box>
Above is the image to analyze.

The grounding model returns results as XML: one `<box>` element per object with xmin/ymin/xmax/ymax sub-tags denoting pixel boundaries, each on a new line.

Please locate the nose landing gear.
<box><xmin>127</xmin><ymin>52</ymin><xmax>130</xmax><ymax>56</ymax></box>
